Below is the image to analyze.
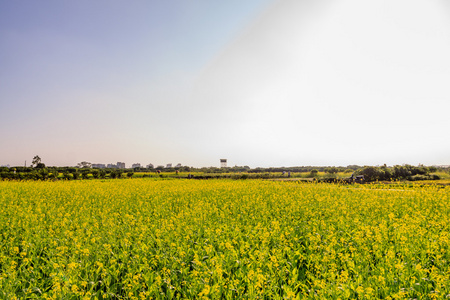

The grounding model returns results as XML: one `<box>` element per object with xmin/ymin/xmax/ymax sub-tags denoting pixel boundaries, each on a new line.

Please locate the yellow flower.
<box><xmin>356</xmin><ymin>286</ymin><xmax>365</xmax><ymax>295</ymax></box>
<box><xmin>67</xmin><ymin>262</ymin><xmax>77</xmax><ymax>270</ymax></box>
<box><xmin>199</xmin><ymin>285</ymin><xmax>210</xmax><ymax>297</ymax></box>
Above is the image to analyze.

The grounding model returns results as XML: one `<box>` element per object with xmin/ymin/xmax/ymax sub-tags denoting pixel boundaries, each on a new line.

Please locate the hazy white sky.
<box><xmin>1</xmin><ymin>0</ymin><xmax>449</xmax><ymax>167</ymax></box>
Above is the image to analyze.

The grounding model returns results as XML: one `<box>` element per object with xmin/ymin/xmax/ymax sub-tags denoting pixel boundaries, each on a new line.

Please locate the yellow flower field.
<box><xmin>0</xmin><ymin>179</ymin><xmax>449</xmax><ymax>299</ymax></box>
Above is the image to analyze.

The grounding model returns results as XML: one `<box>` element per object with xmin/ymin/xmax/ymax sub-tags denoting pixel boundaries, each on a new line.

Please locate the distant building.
<box><xmin>92</xmin><ymin>163</ymin><xmax>106</xmax><ymax>169</ymax></box>
<box><xmin>166</xmin><ymin>163</ymin><xmax>172</xmax><ymax>168</ymax></box>
<box><xmin>146</xmin><ymin>163</ymin><xmax>154</xmax><ymax>169</ymax></box>
<box><xmin>117</xmin><ymin>162</ymin><xmax>125</xmax><ymax>169</ymax></box>
<box><xmin>220</xmin><ymin>159</ymin><xmax>227</xmax><ymax>168</ymax></box>
<box><xmin>175</xmin><ymin>163</ymin><xmax>182</xmax><ymax>168</ymax></box>
<box><xmin>435</xmin><ymin>165</ymin><xmax>450</xmax><ymax>168</ymax></box>
<box><xmin>107</xmin><ymin>163</ymin><xmax>117</xmax><ymax>168</ymax></box>
<box><xmin>132</xmin><ymin>163</ymin><xmax>141</xmax><ymax>168</ymax></box>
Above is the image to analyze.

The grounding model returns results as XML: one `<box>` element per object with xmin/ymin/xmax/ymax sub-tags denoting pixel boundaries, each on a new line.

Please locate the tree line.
<box><xmin>0</xmin><ymin>155</ymin><xmax>447</xmax><ymax>182</ymax></box>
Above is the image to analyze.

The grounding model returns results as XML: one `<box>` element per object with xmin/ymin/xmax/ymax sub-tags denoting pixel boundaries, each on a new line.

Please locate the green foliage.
<box><xmin>325</xmin><ymin>167</ymin><xmax>339</xmax><ymax>174</ymax></box>
<box><xmin>354</xmin><ymin>165</ymin><xmax>435</xmax><ymax>182</ymax></box>
<box><xmin>81</xmin><ymin>171</ymin><xmax>89</xmax><ymax>180</ymax></box>
<box><xmin>1</xmin><ymin>164</ymin><xmax>446</xmax><ymax>183</ymax></box>
<box><xmin>309</xmin><ymin>169</ymin><xmax>319</xmax><ymax>177</ymax></box>
<box><xmin>357</xmin><ymin>166</ymin><xmax>381</xmax><ymax>181</ymax></box>
<box><xmin>31</xmin><ymin>155</ymin><xmax>41</xmax><ymax>168</ymax></box>
<box><xmin>72</xmin><ymin>170</ymin><xmax>80</xmax><ymax>180</ymax></box>
<box><xmin>92</xmin><ymin>170</ymin><xmax>100</xmax><ymax>179</ymax></box>
<box><xmin>110</xmin><ymin>170</ymin><xmax>123</xmax><ymax>179</ymax></box>
<box><xmin>77</xmin><ymin>161</ymin><xmax>92</xmax><ymax>168</ymax></box>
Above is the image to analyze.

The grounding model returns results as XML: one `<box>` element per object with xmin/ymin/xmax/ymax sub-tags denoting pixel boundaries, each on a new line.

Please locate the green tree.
<box><xmin>81</xmin><ymin>171</ymin><xmax>89</xmax><ymax>179</ymax></box>
<box><xmin>39</xmin><ymin>168</ymin><xmax>49</xmax><ymax>180</ymax></box>
<box><xmin>325</xmin><ymin>167</ymin><xmax>338</xmax><ymax>174</ymax></box>
<box><xmin>77</xmin><ymin>161</ymin><xmax>92</xmax><ymax>168</ymax></box>
<box><xmin>92</xmin><ymin>169</ymin><xmax>100</xmax><ymax>179</ymax></box>
<box><xmin>72</xmin><ymin>170</ymin><xmax>80</xmax><ymax>180</ymax></box>
<box><xmin>309</xmin><ymin>169</ymin><xmax>319</xmax><ymax>177</ymax></box>
<box><xmin>32</xmin><ymin>155</ymin><xmax>45</xmax><ymax>168</ymax></box>
<box><xmin>357</xmin><ymin>166</ymin><xmax>382</xmax><ymax>182</ymax></box>
<box><xmin>32</xmin><ymin>155</ymin><xmax>41</xmax><ymax>167</ymax></box>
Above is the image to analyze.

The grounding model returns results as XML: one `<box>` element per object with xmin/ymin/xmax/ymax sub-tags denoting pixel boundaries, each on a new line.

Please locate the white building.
<box><xmin>166</xmin><ymin>163</ymin><xmax>172</xmax><ymax>168</ymax></box>
<box><xmin>117</xmin><ymin>162</ymin><xmax>125</xmax><ymax>169</ymax></box>
<box><xmin>92</xmin><ymin>163</ymin><xmax>106</xmax><ymax>169</ymax></box>
<box><xmin>220</xmin><ymin>159</ymin><xmax>227</xmax><ymax>168</ymax></box>
<box><xmin>132</xmin><ymin>163</ymin><xmax>141</xmax><ymax>168</ymax></box>
<box><xmin>146</xmin><ymin>163</ymin><xmax>154</xmax><ymax>169</ymax></box>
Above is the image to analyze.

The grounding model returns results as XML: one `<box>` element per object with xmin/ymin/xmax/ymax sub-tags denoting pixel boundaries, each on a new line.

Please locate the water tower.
<box><xmin>220</xmin><ymin>159</ymin><xmax>227</xmax><ymax>168</ymax></box>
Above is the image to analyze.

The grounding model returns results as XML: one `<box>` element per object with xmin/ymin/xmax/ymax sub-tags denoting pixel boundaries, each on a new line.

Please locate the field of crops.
<box><xmin>1</xmin><ymin>179</ymin><xmax>449</xmax><ymax>299</ymax></box>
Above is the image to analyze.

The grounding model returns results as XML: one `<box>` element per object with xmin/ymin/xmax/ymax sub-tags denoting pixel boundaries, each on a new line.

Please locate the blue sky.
<box><xmin>1</xmin><ymin>0</ymin><xmax>450</xmax><ymax>168</ymax></box>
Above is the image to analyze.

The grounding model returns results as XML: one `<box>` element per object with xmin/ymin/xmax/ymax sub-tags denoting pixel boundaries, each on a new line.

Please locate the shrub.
<box><xmin>409</xmin><ymin>175</ymin><xmax>428</xmax><ymax>181</ymax></box>
<box><xmin>92</xmin><ymin>170</ymin><xmax>100</xmax><ymax>179</ymax></box>
<box><xmin>430</xmin><ymin>174</ymin><xmax>441</xmax><ymax>180</ymax></box>
<box><xmin>309</xmin><ymin>169</ymin><xmax>319</xmax><ymax>177</ymax></box>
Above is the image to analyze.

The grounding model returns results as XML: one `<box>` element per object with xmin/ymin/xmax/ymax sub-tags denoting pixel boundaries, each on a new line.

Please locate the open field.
<box><xmin>1</xmin><ymin>179</ymin><xmax>450</xmax><ymax>299</ymax></box>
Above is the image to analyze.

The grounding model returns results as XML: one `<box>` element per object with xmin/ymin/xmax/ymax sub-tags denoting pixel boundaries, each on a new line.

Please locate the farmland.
<box><xmin>1</xmin><ymin>179</ymin><xmax>450</xmax><ymax>299</ymax></box>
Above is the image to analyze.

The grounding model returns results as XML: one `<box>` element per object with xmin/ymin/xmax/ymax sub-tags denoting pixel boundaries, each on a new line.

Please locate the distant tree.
<box><xmin>110</xmin><ymin>170</ymin><xmax>122</xmax><ymax>179</ymax></box>
<box><xmin>39</xmin><ymin>168</ymin><xmax>49</xmax><ymax>180</ymax></box>
<box><xmin>325</xmin><ymin>167</ymin><xmax>339</xmax><ymax>174</ymax></box>
<box><xmin>81</xmin><ymin>171</ymin><xmax>89</xmax><ymax>179</ymax></box>
<box><xmin>393</xmin><ymin>165</ymin><xmax>410</xmax><ymax>179</ymax></box>
<box><xmin>309</xmin><ymin>169</ymin><xmax>319</xmax><ymax>177</ymax></box>
<box><xmin>347</xmin><ymin>165</ymin><xmax>361</xmax><ymax>171</ymax></box>
<box><xmin>72</xmin><ymin>170</ymin><xmax>80</xmax><ymax>180</ymax></box>
<box><xmin>127</xmin><ymin>171</ymin><xmax>134</xmax><ymax>178</ymax></box>
<box><xmin>379</xmin><ymin>165</ymin><xmax>392</xmax><ymax>181</ymax></box>
<box><xmin>180</xmin><ymin>166</ymin><xmax>191</xmax><ymax>172</ymax></box>
<box><xmin>63</xmin><ymin>172</ymin><xmax>72</xmax><ymax>180</ymax></box>
<box><xmin>32</xmin><ymin>155</ymin><xmax>41</xmax><ymax>167</ymax></box>
<box><xmin>49</xmin><ymin>171</ymin><xmax>59</xmax><ymax>180</ymax></box>
<box><xmin>32</xmin><ymin>155</ymin><xmax>45</xmax><ymax>168</ymax></box>
<box><xmin>77</xmin><ymin>161</ymin><xmax>92</xmax><ymax>168</ymax></box>
<box><xmin>357</xmin><ymin>166</ymin><xmax>383</xmax><ymax>182</ymax></box>
<box><xmin>92</xmin><ymin>169</ymin><xmax>100</xmax><ymax>179</ymax></box>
